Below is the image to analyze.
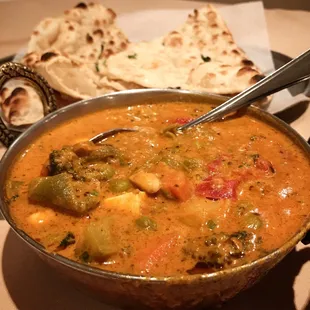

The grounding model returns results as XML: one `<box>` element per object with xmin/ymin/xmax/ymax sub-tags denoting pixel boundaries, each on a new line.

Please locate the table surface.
<box><xmin>0</xmin><ymin>1</ymin><xmax>309</xmax><ymax>309</ymax></box>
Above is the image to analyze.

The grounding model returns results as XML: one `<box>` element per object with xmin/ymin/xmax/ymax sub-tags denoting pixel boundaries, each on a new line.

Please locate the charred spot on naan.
<box><xmin>241</xmin><ymin>59</ymin><xmax>254</xmax><ymax>67</ymax></box>
<box><xmin>41</xmin><ymin>52</ymin><xmax>58</xmax><ymax>62</ymax></box>
<box><xmin>1</xmin><ymin>87</ymin><xmax>28</xmax><ymax>123</ymax></box>
<box><xmin>103</xmin><ymin>48</ymin><xmax>114</xmax><ymax>58</ymax></box>
<box><xmin>250</xmin><ymin>74</ymin><xmax>265</xmax><ymax>84</ymax></box>
<box><xmin>0</xmin><ymin>79</ymin><xmax>44</xmax><ymax>126</ymax></box>
<box><xmin>86</xmin><ymin>33</ymin><xmax>94</xmax><ymax>44</ymax></box>
<box><xmin>107</xmin><ymin>8</ymin><xmax>117</xmax><ymax>20</ymax></box>
<box><xmin>23</xmin><ymin>52</ymin><xmax>40</xmax><ymax>67</ymax></box>
<box><xmin>75</xmin><ymin>2</ymin><xmax>88</xmax><ymax>9</ymax></box>
<box><xmin>163</xmin><ymin>31</ymin><xmax>183</xmax><ymax>47</ymax></box>
<box><xmin>236</xmin><ymin>67</ymin><xmax>259</xmax><ymax>77</ymax></box>
<box><xmin>93</xmin><ymin>29</ymin><xmax>104</xmax><ymax>37</ymax></box>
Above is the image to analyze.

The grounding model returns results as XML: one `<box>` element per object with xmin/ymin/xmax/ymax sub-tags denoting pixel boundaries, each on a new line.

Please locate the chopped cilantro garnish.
<box><xmin>128</xmin><ymin>53</ymin><xmax>137</xmax><ymax>59</ymax></box>
<box><xmin>80</xmin><ymin>251</ymin><xmax>90</xmax><ymax>263</ymax></box>
<box><xmin>100</xmin><ymin>43</ymin><xmax>104</xmax><ymax>55</ymax></box>
<box><xmin>5</xmin><ymin>194</ymin><xmax>19</xmax><ymax>205</ymax></box>
<box><xmin>58</xmin><ymin>232</ymin><xmax>75</xmax><ymax>249</ymax></box>
<box><xmin>95</xmin><ymin>44</ymin><xmax>104</xmax><ymax>72</ymax></box>
<box><xmin>206</xmin><ymin>220</ymin><xmax>217</xmax><ymax>230</ymax></box>
<box><xmin>89</xmin><ymin>190</ymin><xmax>99</xmax><ymax>196</ymax></box>
<box><xmin>250</xmin><ymin>154</ymin><xmax>260</xmax><ymax>163</ymax></box>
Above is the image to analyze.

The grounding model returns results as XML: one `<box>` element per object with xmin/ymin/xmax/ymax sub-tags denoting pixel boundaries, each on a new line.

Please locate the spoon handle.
<box><xmin>179</xmin><ymin>49</ymin><xmax>310</xmax><ymax>130</ymax></box>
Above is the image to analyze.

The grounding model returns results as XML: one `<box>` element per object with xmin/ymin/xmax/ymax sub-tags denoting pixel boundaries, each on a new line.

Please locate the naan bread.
<box><xmin>28</xmin><ymin>52</ymin><xmax>102</xmax><ymax>99</ymax></box>
<box><xmin>104</xmin><ymin>5</ymin><xmax>264</xmax><ymax>94</ymax></box>
<box><xmin>0</xmin><ymin>78</ymin><xmax>44</xmax><ymax>127</ymax></box>
<box><xmin>21</xmin><ymin>3</ymin><xmax>264</xmax><ymax>101</ymax></box>
<box><xmin>27</xmin><ymin>2</ymin><xmax>129</xmax><ymax>63</ymax></box>
<box><xmin>22</xmin><ymin>2</ymin><xmax>130</xmax><ymax>100</ymax></box>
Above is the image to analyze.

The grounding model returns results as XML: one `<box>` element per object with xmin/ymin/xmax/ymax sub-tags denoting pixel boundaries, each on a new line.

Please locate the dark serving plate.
<box><xmin>0</xmin><ymin>54</ymin><xmax>15</xmax><ymax>66</ymax></box>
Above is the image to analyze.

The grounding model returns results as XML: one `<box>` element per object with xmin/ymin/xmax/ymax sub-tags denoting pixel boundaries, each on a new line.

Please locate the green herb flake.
<box><xmin>58</xmin><ymin>232</ymin><xmax>75</xmax><ymax>249</ymax></box>
<box><xmin>100</xmin><ymin>43</ymin><xmax>104</xmax><ymax>55</ymax></box>
<box><xmin>80</xmin><ymin>251</ymin><xmax>90</xmax><ymax>263</ymax></box>
<box><xmin>5</xmin><ymin>194</ymin><xmax>19</xmax><ymax>205</ymax></box>
<box><xmin>206</xmin><ymin>220</ymin><xmax>217</xmax><ymax>230</ymax></box>
<box><xmin>11</xmin><ymin>194</ymin><xmax>19</xmax><ymax>201</ymax></box>
<box><xmin>250</xmin><ymin>153</ymin><xmax>260</xmax><ymax>163</ymax></box>
<box><xmin>135</xmin><ymin>216</ymin><xmax>157</xmax><ymax>231</ymax></box>
<box><xmin>89</xmin><ymin>190</ymin><xmax>99</xmax><ymax>197</ymax></box>
<box><xmin>250</xmin><ymin>153</ymin><xmax>260</xmax><ymax>160</ymax></box>
<box><xmin>161</xmin><ymin>189</ymin><xmax>175</xmax><ymax>200</ymax></box>
<box><xmin>95</xmin><ymin>62</ymin><xmax>100</xmax><ymax>72</ymax></box>
<box><xmin>231</xmin><ymin>230</ymin><xmax>248</xmax><ymax>240</ymax></box>
<box><xmin>201</xmin><ymin>55</ymin><xmax>211</xmax><ymax>62</ymax></box>
<box><xmin>128</xmin><ymin>53</ymin><xmax>137</xmax><ymax>59</ymax></box>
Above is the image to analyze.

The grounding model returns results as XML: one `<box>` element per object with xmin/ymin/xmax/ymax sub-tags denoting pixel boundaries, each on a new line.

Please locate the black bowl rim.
<box><xmin>0</xmin><ymin>88</ymin><xmax>309</xmax><ymax>283</ymax></box>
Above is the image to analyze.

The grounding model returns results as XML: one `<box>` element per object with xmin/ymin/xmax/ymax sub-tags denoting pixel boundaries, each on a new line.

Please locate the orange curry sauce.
<box><xmin>6</xmin><ymin>103</ymin><xmax>310</xmax><ymax>276</ymax></box>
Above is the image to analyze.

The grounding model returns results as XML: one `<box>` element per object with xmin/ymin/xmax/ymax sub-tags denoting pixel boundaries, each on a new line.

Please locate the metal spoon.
<box><xmin>90</xmin><ymin>128</ymin><xmax>137</xmax><ymax>143</ymax></box>
<box><xmin>89</xmin><ymin>49</ymin><xmax>310</xmax><ymax>143</ymax></box>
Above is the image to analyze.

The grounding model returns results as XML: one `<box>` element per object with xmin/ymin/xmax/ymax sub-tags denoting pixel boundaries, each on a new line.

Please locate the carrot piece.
<box><xmin>134</xmin><ymin>233</ymin><xmax>179</xmax><ymax>274</ymax></box>
<box><xmin>161</xmin><ymin>168</ymin><xmax>193</xmax><ymax>201</ymax></box>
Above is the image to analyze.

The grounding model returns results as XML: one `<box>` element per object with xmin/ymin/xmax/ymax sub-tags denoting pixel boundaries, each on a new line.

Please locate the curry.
<box><xmin>6</xmin><ymin>102</ymin><xmax>310</xmax><ymax>277</ymax></box>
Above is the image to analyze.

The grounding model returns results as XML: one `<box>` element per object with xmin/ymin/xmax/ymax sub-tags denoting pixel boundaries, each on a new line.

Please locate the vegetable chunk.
<box><xmin>48</xmin><ymin>147</ymin><xmax>78</xmax><ymax>175</ymax></box>
<box><xmin>134</xmin><ymin>233</ymin><xmax>179</xmax><ymax>274</ymax></box>
<box><xmin>103</xmin><ymin>191</ymin><xmax>146</xmax><ymax>216</ymax></box>
<box><xmin>28</xmin><ymin>173</ymin><xmax>100</xmax><ymax>214</ymax></box>
<box><xmin>159</xmin><ymin>164</ymin><xmax>193</xmax><ymax>201</ymax></box>
<box><xmin>76</xmin><ymin>217</ymin><xmax>119</xmax><ymax>262</ymax></box>
<box><xmin>130</xmin><ymin>171</ymin><xmax>161</xmax><ymax>194</ymax></box>
<box><xmin>135</xmin><ymin>216</ymin><xmax>157</xmax><ymax>231</ymax></box>
<box><xmin>196</xmin><ymin>176</ymin><xmax>239</xmax><ymax>200</ymax></box>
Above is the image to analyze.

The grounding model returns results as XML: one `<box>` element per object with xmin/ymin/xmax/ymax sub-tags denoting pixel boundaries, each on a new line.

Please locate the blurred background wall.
<box><xmin>194</xmin><ymin>0</ymin><xmax>310</xmax><ymax>10</ymax></box>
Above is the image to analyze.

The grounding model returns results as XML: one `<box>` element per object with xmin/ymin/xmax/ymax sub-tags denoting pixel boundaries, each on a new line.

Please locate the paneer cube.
<box><xmin>129</xmin><ymin>171</ymin><xmax>161</xmax><ymax>194</ymax></box>
<box><xmin>103</xmin><ymin>191</ymin><xmax>146</xmax><ymax>216</ymax></box>
<box><xmin>27</xmin><ymin>209</ymin><xmax>56</xmax><ymax>225</ymax></box>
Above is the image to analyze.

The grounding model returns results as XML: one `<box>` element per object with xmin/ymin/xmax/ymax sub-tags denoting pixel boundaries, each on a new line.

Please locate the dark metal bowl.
<box><xmin>0</xmin><ymin>89</ymin><xmax>309</xmax><ymax>309</ymax></box>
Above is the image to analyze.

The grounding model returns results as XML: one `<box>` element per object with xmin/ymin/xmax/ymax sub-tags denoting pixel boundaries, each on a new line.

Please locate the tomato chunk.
<box><xmin>207</xmin><ymin>158</ymin><xmax>222</xmax><ymax>173</ymax></box>
<box><xmin>196</xmin><ymin>176</ymin><xmax>239</xmax><ymax>200</ymax></box>
<box><xmin>134</xmin><ymin>233</ymin><xmax>179</xmax><ymax>274</ymax></box>
<box><xmin>160</xmin><ymin>165</ymin><xmax>193</xmax><ymax>201</ymax></box>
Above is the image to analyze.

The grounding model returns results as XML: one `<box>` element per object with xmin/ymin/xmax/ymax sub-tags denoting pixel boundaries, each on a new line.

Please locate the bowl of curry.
<box><xmin>0</xmin><ymin>89</ymin><xmax>309</xmax><ymax>309</ymax></box>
